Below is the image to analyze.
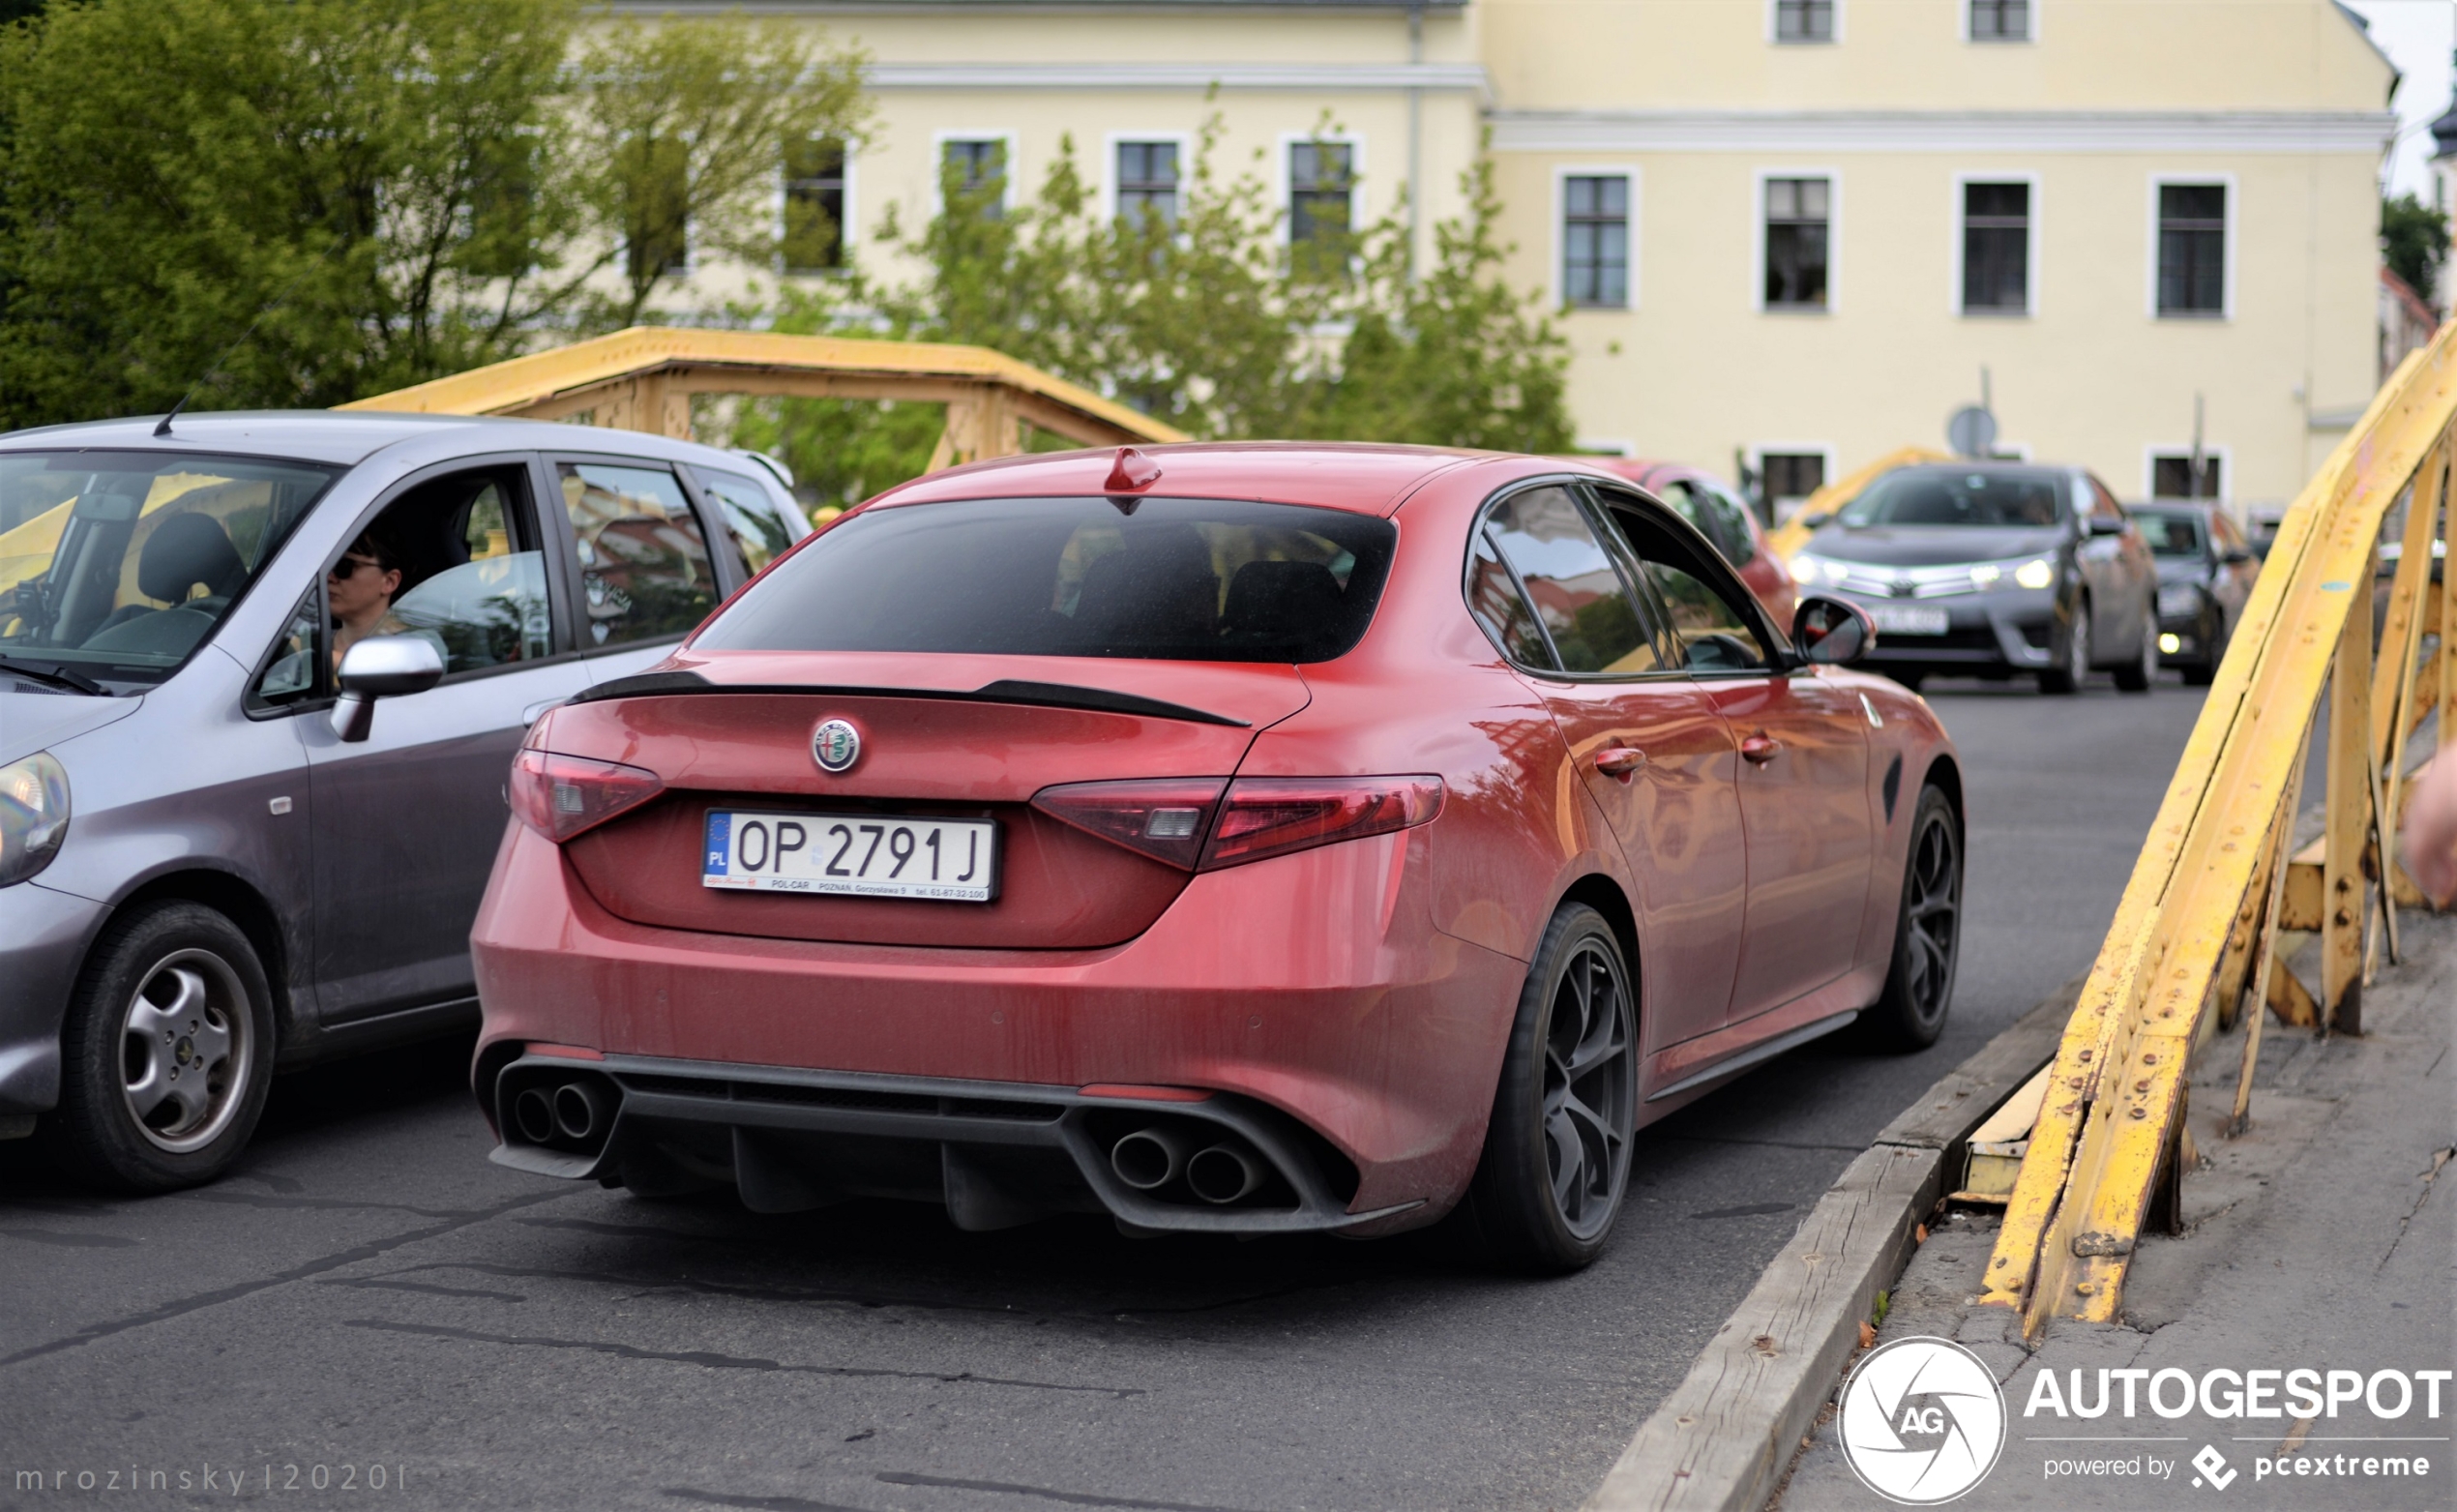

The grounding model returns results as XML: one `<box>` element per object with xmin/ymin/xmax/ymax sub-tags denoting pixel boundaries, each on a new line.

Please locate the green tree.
<box><xmin>2382</xmin><ymin>192</ymin><xmax>2448</xmax><ymax>303</ymax></box>
<box><xmin>0</xmin><ymin>0</ymin><xmax>583</xmax><ymax>426</ymax></box>
<box><xmin>571</xmin><ymin>11</ymin><xmax>869</xmax><ymax>329</ymax></box>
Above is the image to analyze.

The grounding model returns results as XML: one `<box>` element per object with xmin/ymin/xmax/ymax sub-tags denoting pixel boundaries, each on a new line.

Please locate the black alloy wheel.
<box><xmin>2113</xmin><ymin>601</ymin><xmax>2157</xmax><ymax>693</ymax></box>
<box><xmin>1465</xmin><ymin>904</ymin><xmax>1638</xmax><ymax>1273</ymax></box>
<box><xmin>1861</xmin><ymin>786</ymin><xmax>1962</xmax><ymax>1050</ymax></box>
<box><xmin>2039</xmin><ymin>595</ymin><xmax>2090</xmax><ymax>695</ymax></box>
<box><xmin>43</xmin><ymin>901</ymin><xmax>277</xmax><ymax>1191</ymax></box>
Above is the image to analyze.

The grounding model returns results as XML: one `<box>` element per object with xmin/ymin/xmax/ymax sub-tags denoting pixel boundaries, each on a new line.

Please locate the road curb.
<box><xmin>1582</xmin><ymin>979</ymin><xmax>2085</xmax><ymax>1512</ymax></box>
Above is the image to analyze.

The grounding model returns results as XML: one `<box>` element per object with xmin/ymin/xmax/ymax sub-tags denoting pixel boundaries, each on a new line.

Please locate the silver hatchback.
<box><xmin>0</xmin><ymin>412</ymin><xmax>810</xmax><ymax>1188</ymax></box>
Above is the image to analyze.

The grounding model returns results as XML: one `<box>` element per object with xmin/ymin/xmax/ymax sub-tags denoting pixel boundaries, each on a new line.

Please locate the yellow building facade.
<box><xmin>645</xmin><ymin>0</ymin><xmax>2396</xmax><ymax>511</ymax></box>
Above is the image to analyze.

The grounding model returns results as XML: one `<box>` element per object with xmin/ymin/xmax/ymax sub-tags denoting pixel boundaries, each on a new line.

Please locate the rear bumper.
<box><xmin>470</xmin><ymin>822</ymin><xmax>1525</xmax><ymax>1230</ymax></box>
<box><xmin>0</xmin><ymin>881</ymin><xmax>105</xmax><ymax>1118</ymax></box>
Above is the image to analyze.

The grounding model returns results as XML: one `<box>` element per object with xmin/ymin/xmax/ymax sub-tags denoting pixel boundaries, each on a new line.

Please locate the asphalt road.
<box><xmin>0</xmin><ymin>672</ymin><xmax>2206</xmax><ymax>1512</ymax></box>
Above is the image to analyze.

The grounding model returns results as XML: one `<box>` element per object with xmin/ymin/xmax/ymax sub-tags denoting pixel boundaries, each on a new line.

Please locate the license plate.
<box><xmin>702</xmin><ymin>811</ymin><xmax>998</xmax><ymax>902</ymax></box>
<box><xmin>1870</xmin><ymin>604</ymin><xmax>1950</xmax><ymax>637</ymax></box>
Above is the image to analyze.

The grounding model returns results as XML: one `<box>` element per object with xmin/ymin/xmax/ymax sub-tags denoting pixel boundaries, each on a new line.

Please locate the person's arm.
<box><xmin>2402</xmin><ymin>752</ymin><xmax>2457</xmax><ymax>908</ymax></box>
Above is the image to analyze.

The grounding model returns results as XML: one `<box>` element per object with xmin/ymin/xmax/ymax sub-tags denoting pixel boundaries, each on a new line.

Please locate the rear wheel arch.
<box><xmin>1556</xmin><ymin>874</ymin><xmax>1641</xmax><ymax>1020</ymax></box>
<box><xmin>1918</xmin><ymin>755</ymin><xmax>1965</xmax><ymax>832</ymax></box>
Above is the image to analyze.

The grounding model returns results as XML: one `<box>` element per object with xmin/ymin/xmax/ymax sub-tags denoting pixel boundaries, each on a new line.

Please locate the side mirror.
<box><xmin>2087</xmin><ymin>515</ymin><xmax>2128</xmax><ymax>538</ymax></box>
<box><xmin>1796</xmin><ymin>510</ymin><xmax>1834</xmax><ymax>530</ymax></box>
<box><xmin>2221</xmin><ymin>548</ymin><xmax>2255</xmax><ymax>565</ymax></box>
<box><xmin>331</xmin><ymin>634</ymin><xmax>444</xmax><ymax>742</ymax></box>
<box><xmin>1791</xmin><ymin>594</ymin><xmax>1877</xmax><ymax>666</ymax></box>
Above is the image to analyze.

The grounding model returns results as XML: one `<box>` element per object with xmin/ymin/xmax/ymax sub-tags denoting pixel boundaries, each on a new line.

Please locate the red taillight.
<box><xmin>1031</xmin><ymin>774</ymin><xmax>1442</xmax><ymax>873</ymax></box>
<box><xmin>508</xmin><ymin>749</ymin><xmax>665</xmax><ymax>843</ymax></box>
<box><xmin>1030</xmin><ymin>778</ymin><xmax>1228</xmax><ymax>870</ymax></box>
<box><xmin>1200</xmin><ymin>776</ymin><xmax>1443</xmax><ymax>871</ymax></box>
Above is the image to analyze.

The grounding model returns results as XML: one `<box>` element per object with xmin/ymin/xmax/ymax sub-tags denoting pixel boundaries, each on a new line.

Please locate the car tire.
<box><xmin>1860</xmin><ymin>786</ymin><xmax>1963</xmax><ymax>1051</ymax></box>
<box><xmin>42</xmin><ymin>902</ymin><xmax>276</xmax><ymax>1192</ymax></box>
<box><xmin>1464</xmin><ymin>903</ymin><xmax>1638</xmax><ymax>1274</ymax></box>
<box><xmin>2038</xmin><ymin>596</ymin><xmax>2090</xmax><ymax>695</ymax></box>
<box><xmin>2113</xmin><ymin>602</ymin><xmax>2157</xmax><ymax>693</ymax></box>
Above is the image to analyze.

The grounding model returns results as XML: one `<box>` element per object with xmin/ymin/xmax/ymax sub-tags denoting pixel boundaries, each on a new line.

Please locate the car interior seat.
<box><xmin>1069</xmin><ymin>529</ymin><xmax>1221</xmax><ymax>649</ymax></box>
<box><xmin>79</xmin><ymin>512</ymin><xmax>247</xmax><ymax>657</ymax></box>
<box><xmin>1220</xmin><ymin>559</ymin><xmax>1344</xmax><ymax>650</ymax></box>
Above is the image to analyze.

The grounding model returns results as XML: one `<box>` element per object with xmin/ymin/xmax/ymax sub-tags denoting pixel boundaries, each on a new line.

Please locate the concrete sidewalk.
<box><xmin>1775</xmin><ymin>911</ymin><xmax>2456</xmax><ymax>1511</ymax></box>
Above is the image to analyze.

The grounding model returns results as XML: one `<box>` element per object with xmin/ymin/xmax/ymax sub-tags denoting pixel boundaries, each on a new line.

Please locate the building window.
<box><xmin>941</xmin><ymin>138</ymin><xmax>1007</xmax><ymax>221</ymax></box>
<box><xmin>1563</xmin><ymin>175</ymin><xmax>1630</xmax><ymax>308</ymax></box>
<box><xmin>1115</xmin><ymin>141</ymin><xmax>1180</xmax><ymax>228</ymax></box>
<box><xmin>1962</xmin><ymin>181</ymin><xmax>2029</xmax><ymax>313</ymax></box>
<box><xmin>2152</xmin><ymin>455</ymin><xmax>2222</xmax><ymax>499</ymax></box>
<box><xmin>1775</xmin><ymin>0</ymin><xmax>1836</xmax><ymax>44</ymax></box>
<box><xmin>1968</xmin><ymin>0</ymin><xmax>2030</xmax><ymax>41</ymax></box>
<box><xmin>782</xmin><ymin>137</ymin><xmax>846</xmax><ymax>273</ymax></box>
<box><xmin>1289</xmin><ymin>140</ymin><xmax>1355</xmax><ymax>248</ymax></box>
<box><xmin>2157</xmin><ymin>183</ymin><xmax>2226</xmax><ymax>316</ymax></box>
<box><xmin>1761</xmin><ymin>453</ymin><xmax>1827</xmax><ymax>511</ymax></box>
<box><xmin>1763</xmin><ymin>177</ymin><xmax>1830</xmax><ymax>310</ymax></box>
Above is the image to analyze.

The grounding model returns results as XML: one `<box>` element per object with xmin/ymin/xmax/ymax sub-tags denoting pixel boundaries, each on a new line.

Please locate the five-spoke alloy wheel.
<box><xmin>1466</xmin><ymin>904</ymin><xmax>1637</xmax><ymax>1272</ymax></box>
<box><xmin>45</xmin><ymin>902</ymin><xmax>275</xmax><ymax>1190</ymax></box>
<box><xmin>1863</xmin><ymin>786</ymin><xmax>1963</xmax><ymax>1050</ymax></box>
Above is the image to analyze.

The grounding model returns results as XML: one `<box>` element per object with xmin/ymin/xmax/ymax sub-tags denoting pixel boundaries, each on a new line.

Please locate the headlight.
<box><xmin>2158</xmin><ymin>582</ymin><xmax>2203</xmax><ymax>618</ymax></box>
<box><xmin>1790</xmin><ymin>553</ymin><xmax>1830</xmax><ymax>584</ymax></box>
<box><xmin>1968</xmin><ymin>564</ymin><xmax>2001</xmax><ymax>588</ymax></box>
<box><xmin>2012</xmin><ymin>557</ymin><xmax>2056</xmax><ymax>590</ymax></box>
<box><xmin>0</xmin><ymin>751</ymin><xmax>69</xmax><ymax>887</ymax></box>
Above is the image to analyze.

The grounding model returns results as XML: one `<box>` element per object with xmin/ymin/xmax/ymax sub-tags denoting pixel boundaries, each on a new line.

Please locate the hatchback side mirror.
<box><xmin>1792</xmin><ymin>594</ymin><xmax>1877</xmax><ymax>666</ymax></box>
<box><xmin>2222</xmin><ymin>547</ymin><xmax>2254</xmax><ymax>565</ymax></box>
<box><xmin>332</xmin><ymin>635</ymin><xmax>444</xmax><ymax>742</ymax></box>
<box><xmin>2087</xmin><ymin>515</ymin><xmax>2128</xmax><ymax>538</ymax></box>
<box><xmin>1795</xmin><ymin>510</ymin><xmax>1834</xmax><ymax>530</ymax></box>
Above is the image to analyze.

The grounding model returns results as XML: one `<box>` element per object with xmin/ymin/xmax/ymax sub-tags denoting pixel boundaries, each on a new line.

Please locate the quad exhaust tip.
<box><xmin>1110</xmin><ymin>1126</ymin><xmax>1191</xmax><ymax>1190</ymax></box>
<box><xmin>512</xmin><ymin>1086</ymin><xmax>556</xmax><ymax>1145</ymax></box>
<box><xmin>1187</xmin><ymin>1142</ymin><xmax>1264</xmax><ymax>1204</ymax></box>
<box><xmin>553</xmin><ymin>1081</ymin><xmax>610</xmax><ymax>1142</ymax></box>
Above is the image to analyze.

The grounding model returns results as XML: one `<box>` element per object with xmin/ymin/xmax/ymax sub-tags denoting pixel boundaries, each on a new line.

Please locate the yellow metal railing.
<box><xmin>340</xmin><ymin>326</ymin><xmax>1186</xmax><ymax>472</ymax></box>
<box><xmin>1982</xmin><ymin>329</ymin><xmax>2457</xmax><ymax>1335</ymax></box>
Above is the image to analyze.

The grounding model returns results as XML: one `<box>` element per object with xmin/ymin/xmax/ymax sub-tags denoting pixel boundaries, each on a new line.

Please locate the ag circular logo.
<box><xmin>1839</xmin><ymin>1336</ymin><xmax>2006</xmax><ymax>1505</ymax></box>
<box><xmin>811</xmin><ymin>718</ymin><xmax>862</xmax><ymax>775</ymax></box>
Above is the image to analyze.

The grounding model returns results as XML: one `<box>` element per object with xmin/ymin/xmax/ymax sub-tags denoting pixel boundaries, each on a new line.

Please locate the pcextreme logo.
<box><xmin>1840</xmin><ymin>1336</ymin><xmax>2008</xmax><ymax>1504</ymax></box>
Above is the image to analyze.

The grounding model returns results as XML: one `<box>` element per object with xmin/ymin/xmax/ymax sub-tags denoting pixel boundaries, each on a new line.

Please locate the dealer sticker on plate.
<box><xmin>1868</xmin><ymin>604</ymin><xmax>1950</xmax><ymax>637</ymax></box>
<box><xmin>703</xmin><ymin>811</ymin><xmax>998</xmax><ymax>902</ymax></box>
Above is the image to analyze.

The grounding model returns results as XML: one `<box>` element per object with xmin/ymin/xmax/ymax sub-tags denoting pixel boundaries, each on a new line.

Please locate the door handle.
<box><xmin>1592</xmin><ymin>746</ymin><xmax>1647</xmax><ymax>780</ymax></box>
<box><xmin>1739</xmin><ymin>732</ymin><xmax>1783</xmax><ymax>765</ymax></box>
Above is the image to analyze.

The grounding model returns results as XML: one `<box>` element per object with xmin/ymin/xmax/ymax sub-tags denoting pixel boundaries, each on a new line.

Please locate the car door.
<box><xmin>1471</xmin><ymin>483</ymin><xmax>1748</xmax><ymax>1051</ymax></box>
<box><xmin>1596</xmin><ymin>489</ymin><xmax>1874</xmax><ymax>1026</ymax></box>
<box><xmin>547</xmin><ymin>455</ymin><xmax>734</xmax><ymax>689</ymax></box>
<box><xmin>2082</xmin><ymin>474</ymin><xmax>2151</xmax><ymax>650</ymax></box>
<box><xmin>302</xmin><ymin>458</ymin><xmax>592</xmax><ymax>1023</ymax></box>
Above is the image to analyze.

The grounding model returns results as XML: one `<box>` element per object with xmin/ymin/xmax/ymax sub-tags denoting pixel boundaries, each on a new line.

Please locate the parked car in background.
<box><xmin>1576</xmin><ymin>459</ymin><xmax>1797</xmax><ymax>624</ymax></box>
<box><xmin>470</xmin><ymin>444</ymin><xmax>1962</xmax><ymax>1274</ymax></box>
<box><xmin>1786</xmin><ymin>461</ymin><xmax>2159</xmax><ymax>695</ymax></box>
<box><xmin>0</xmin><ymin>413</ymin><xmax>809</xmax><ymax>1189</ymax></box>
<box><xmin>2128</xmin><ymin>501</ymin><xmax>2260</xmax><ymax>685</ymax></box>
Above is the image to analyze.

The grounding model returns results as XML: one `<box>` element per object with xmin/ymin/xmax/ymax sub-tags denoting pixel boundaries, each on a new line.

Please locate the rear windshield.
<box><xmin>696</xmin><ymin>495</ymin><xmax>1397</xmax><ymax>663</ymax></box>
<box><xmin>0</xmin><ymin>450</ymin><xmax>339</xmax><ymax>685</ymax></box>
<box><xmin>2132</xmin><ymin>511</ymin><xmax>2205</xmax><ymax>557</ymax></box>
<box><xmin>1840</xmin><ymin>467</ymin><xmax>2068</xmax><ymax>528</ymax></box>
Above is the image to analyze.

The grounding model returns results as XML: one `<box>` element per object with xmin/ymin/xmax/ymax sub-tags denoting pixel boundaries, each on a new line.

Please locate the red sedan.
<box><xmin>1580</xmin><ymin>458</ymin><xmax>1798</xmax><ymax>625</ymax></box>
<box><xmin>470</xmin><ymin>444</ymin><xmax>1962</xmax><ymax>1272</ymax></box>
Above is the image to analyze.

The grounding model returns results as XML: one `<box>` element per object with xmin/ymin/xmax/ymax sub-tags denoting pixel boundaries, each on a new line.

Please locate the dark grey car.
<box><xmin>0</xmin><ymin>412</ymin><xmax>809</xmax><ymax>1188</ymax></box>
<box><xmin>1786</xmin><ymin>461</ymin><xmax>2161</xmax><ymax>695</ymax></box>
<box><xmin>2130</xmin><ymin>501</ymin><xmax>2260</xmax><ymax>685</ymax></box>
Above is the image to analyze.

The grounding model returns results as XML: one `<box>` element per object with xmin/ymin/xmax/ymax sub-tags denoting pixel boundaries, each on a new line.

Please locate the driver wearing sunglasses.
<box><xmin>328</xmin><ymin>527</ymin><xmax>409</xmax><ymax>670</ymax></box>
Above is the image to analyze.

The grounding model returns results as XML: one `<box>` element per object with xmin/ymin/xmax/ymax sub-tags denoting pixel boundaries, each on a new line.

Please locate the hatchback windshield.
<box><xmin>0</xmin><ymin>451</ymin><xmax>338</xmax><ymax>684</ymax></box>
<box><xmin>696</xmin><ymin>495</ymin><xmax>1396</xmax><ymax>663</ymax></box>
<box><xmin>1839</xmin><ymin>466</ymin><xmax>2068</xmax><ymax>528</ymax></box>
<box><xmin>2131</xmin><ymin>509</ymin><xmax>2206</xmax><ymax>558</ymax></box>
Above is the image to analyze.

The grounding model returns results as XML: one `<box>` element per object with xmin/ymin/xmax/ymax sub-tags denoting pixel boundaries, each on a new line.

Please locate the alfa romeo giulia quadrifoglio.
<box><xmin>469</xmin><ymin>443</ymin><xmax>1964</xmax><ymax>1272</ymax></box>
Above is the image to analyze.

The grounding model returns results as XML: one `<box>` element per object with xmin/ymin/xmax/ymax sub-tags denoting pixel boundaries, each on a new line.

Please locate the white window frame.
<box><xmin>2145</xmin><ymin>172</ymin><xmax>2236</xmax><ymax>322</ymax></box>
<box><xmin>1960</xmin><ymin>0</ymin><xmax>2037</xmax><ymax>44</ymax></box>
<box><xmin>1750</xmin><ymin>442</ymin><xmax>1840</xmax><ymax>518</ymax></box>
<box><xmin>1754</xmin><ymin>167</ymin><xmax>1841</xmax><ymax>315</ymax></box>
<box><xmin>1766</xmin><ymin>0</ymin><xmax>1844</xmax><ymax>44</ymax></box>
<box><xmin>777</xmin><ymin>136</ymin><xmax>859</xmax><ymax>277</ymax></box>
<box><xmin>931</xmin><ymin>130</ymin><xmax>1020</xmax><ymax>220</ymax></box>
<box><xmin>1100</xmin><ymin>131</ymin><xmax>1195</xmax><ymax>227</ymax></box>
<box><xmin>1276</xmin><ymin>130</ymin><xmax>1365</xmax><ymax>249</ymax></box>
<box><xmin>1553</xmin><ymin>164</ymin><xmax>1641</xmax><ymax>312</ymax></box>
<box><xmin>1950</xmin><ymin>170</ymin><xmax>2039</xmax><ymax>318</ymax></box>
<box><xmin>2142</xmin><ymin>445</ymin><xmax>2234</xmax><ymax>502</ymax></box>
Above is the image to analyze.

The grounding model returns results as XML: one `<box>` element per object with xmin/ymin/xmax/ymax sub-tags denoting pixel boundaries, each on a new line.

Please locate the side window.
<box><xmin>1603</xmin><ymin>502</ymin><xmax>1774</xmax><ymax>673</ymax></box>
<box><xmin>2090</xmin><ymin>478</ymin><xmax>2127</xmax><ymax>525</ymax></box>
<box><xmin>557</xmin><ymin>462</ymin><xmax>718</xmax><ymax>648</ymax></box>
<box><xmin>387</xmin><ymin>476</ymin><xmax>552</xmax><ymax>676</ymax></box>
<box><xmin>1482</xmin><ymin>486</ymin><xmax>1662</xmax><ymax>675</ymax></box>
<box><xmin>1704</xmin><ymin>484</ymin><xmax>1759</xmax><ymax>565</ymax></box>
<box><xmin>1655</xmin><ymin>480</ymin><xmax>1756</xmax><ymax>567</ymax></box>
<box><xmin>249</xmin><ymin>586</ymin><xmax>324</xmax><ymax>710</ymax></box>
<box><xmin>695</xmin><ymin>468</ymin><xmax>812</xmax><ymax>576</ymax></box>
<box><xmin>1466</xmin><ymin>528</ymin><xmax>1555</xmax><ymax>669</ymax></box>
